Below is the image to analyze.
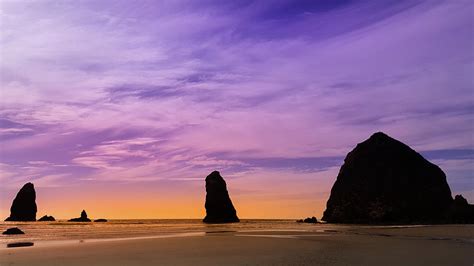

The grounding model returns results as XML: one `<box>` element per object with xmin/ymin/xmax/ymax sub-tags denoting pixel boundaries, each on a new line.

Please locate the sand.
<box><xmin>1</xmin><ymin>225</ymin><xmax>473</xmax><ymax>266</ymax></box>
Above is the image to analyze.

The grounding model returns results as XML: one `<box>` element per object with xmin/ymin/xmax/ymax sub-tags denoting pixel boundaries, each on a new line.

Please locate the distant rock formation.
<box><xmin>322</xmin><ymin>132</ymin><xmax>459</xmax><ymax>224</ymax></box>
<box><xmin>68</xmin><ymin>210</ymin><xmax>91</xmax><ymax>222</ymax></box>
<box><xmin>3</xmin><ymin>227</ymin><xmax>25</xmax><ymax>235</ymax></box>
<box><xmin>94</xmin><ymin>219</ymin><xmax>107</xmax><ymax>222</ymax></box>
<box><xmin>297</xmin><ymin>217</ymin><xmax>318</xmax><ymax>223</ymax></box>
<box><xmin>38</xmin><ymin>215</ymin><xmax>55</xmax><ymax>221</ymax></box>
<box><xmin>203</xmin><ymin>171</ymin><xmax>239</xmax><ymax>223</ymax></box>
<box><xmin>5</xmin><ymin>183</ymin><xmax>37</xmax><ymax>221</ymax></box>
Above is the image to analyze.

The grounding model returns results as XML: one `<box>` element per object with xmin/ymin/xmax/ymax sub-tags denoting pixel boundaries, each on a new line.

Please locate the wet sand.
<box><xmin>1</xmin><ymin>225</ymin><xmax>473</xmax><ymax>266</ymax></box>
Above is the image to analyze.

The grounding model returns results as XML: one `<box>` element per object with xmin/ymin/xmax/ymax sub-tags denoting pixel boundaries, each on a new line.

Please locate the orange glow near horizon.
<box><xmin>0</xmin><ymin>191</ymin><xmax>329</xmax><ymax>220</ymax></box>
<box><xmin>0</xmin><ymin>169</ymin><xmax>334</xmax><ymax>220</ymax></box>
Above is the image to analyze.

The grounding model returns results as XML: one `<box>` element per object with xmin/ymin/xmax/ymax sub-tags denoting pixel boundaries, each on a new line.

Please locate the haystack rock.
<box><xmin>203</xmin><ymin>171</ymin><xmax>239</xmax><ymax>223</ymax></box>
<box><xmin>68</xmin><ymin>210</ymin><xmax>91</xmax><ymax>222</ymax></box>
<box><xmin>322</xmin><ymin>132</ymin><xmax>455</xmax><ymax>224</ymax></box>
<box><xmin>5</xmin><ymin>183</ymin><xmax>37</xmax><ymax>221</ymax></box>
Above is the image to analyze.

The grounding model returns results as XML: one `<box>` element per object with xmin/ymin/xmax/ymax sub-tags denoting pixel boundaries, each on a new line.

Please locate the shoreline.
<box><xmin>1</xmin><ymin>225</ymin><xmax>473</xmax><ymax>266</ymax></box>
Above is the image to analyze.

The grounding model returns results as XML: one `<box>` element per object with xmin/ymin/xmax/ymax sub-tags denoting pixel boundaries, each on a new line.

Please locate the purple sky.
<box><xmin>0</xmin><ymin>0</ymin><xmax>473</xmax><ymax>218</ymax></box>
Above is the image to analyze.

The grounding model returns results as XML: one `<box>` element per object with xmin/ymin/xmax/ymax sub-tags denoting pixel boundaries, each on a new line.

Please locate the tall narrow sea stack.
<box><xmin>5</xmin><ymin>182</ymin><xmax>37</xmax><ymax>221</ymax></box>
<box><xmin>203</xmin><ymin>171</ymin><xmax>239</xmax><ymax>223</ymax></box>
<box><xmin>322</xmin><ymin>132</ymin><xmax>456</xmax><ymax>224</ymax></box>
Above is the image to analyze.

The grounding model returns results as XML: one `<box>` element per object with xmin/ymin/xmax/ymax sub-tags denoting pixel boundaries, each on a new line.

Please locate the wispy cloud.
<box><xmin>0</xmin><ymin>127</ymin><xmax>34</xmax><ymax>135</ymax></box>
<box><xmin>72</xmin><ymin>137</ymin><xmax>161</xmax><ymax>170</ymax></box>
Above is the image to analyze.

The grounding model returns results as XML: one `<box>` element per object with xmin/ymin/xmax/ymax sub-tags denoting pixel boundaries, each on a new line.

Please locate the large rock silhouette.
<box><xmin>322</xmin><ymin>132</ymin><xmax>455</xmax><ymax>224</ymax></box>
<box><xmin>5</xmin><ymin>183</ymin><xmax>37</xmax><ymax>221</ymax></box>
<box><xmin>203</xmin><ymin>171</ymin><xmax>239</xmax><ymax>223</ymax></box>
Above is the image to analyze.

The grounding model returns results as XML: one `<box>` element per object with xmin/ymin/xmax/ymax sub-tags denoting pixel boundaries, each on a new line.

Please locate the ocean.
<box><xmin>2</xmin><ymin>219</ymin><xmax>472</xmax><ymax>250</ymax></box>
<box><xmin>1</xmin><ymin>219</ymin><xmax>312</xmax><ymax>247</ymax></box>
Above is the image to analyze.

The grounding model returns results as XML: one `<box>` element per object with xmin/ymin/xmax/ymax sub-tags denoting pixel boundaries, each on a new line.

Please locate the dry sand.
<box><xmin>0</xmin><ymin>225</ymin><xmax>472</xmax><ymax>266</ymax></box>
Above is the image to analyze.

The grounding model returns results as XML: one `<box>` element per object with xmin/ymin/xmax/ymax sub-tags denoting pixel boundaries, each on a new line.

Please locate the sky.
<box><xmin>0</xmin><ymin>0</ymin><xmax>473</xmax><ymax>219</ymax></box>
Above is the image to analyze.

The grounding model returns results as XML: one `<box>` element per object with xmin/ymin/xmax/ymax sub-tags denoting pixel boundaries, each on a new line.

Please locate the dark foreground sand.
<box><xmin>1</xmin><ymin>225</ymin><xmax>473</xmax><ymax>266</ymax></box>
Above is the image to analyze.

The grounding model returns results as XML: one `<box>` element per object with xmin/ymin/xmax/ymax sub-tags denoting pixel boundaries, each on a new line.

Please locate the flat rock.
<box><xmin>7</xmin><ymin>242</ymin><xmax>34</xmax><ymax>248</ymax></box>
<box><xmin>38</xmin><ymin>215</ymin><xmax>55</xmax><ymax>221</ymax></box>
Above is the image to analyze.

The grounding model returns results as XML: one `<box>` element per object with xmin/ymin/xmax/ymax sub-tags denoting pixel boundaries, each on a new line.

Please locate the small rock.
<box><xmin>3</xmin><ymin>227</ymin><xmax>25</xmax><ymax>235</ymax></box>
<box><xmin>68</xmin><ymin>210</ymin><xmax>91</xmax><ymax>222</ymax></box>
<box><xmin>94</xmin><ymin>219</ymin><xmax>107</xmax><ymax>222</ymax></box>
<box><xmin>303</xmin><ymin>217</ymin><xmax>318</xmax><ymax>223</ymax></box>
<box><xmin>38</xmin><ymin>215</ymin><xmax>55</xmax><ymax>221</ymax></box>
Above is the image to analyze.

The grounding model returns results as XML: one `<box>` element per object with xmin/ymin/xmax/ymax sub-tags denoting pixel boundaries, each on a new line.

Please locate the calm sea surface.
<box><xmin>0</xmin><ymin>219</ymin><xmax>313</xmax><ymax>246</ymax></box>
<box><xmin>2</xmin><ymin>220</ymin><xmax>471</xmax><ymax>249</ymax></box>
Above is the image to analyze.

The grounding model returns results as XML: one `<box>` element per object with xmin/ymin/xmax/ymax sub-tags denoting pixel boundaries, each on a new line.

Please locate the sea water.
<box><xmin>3</xmin><ymin>220</ymin><xmax>468</xmax><ymax>249</ymax></box>
<box><xmin>0</xmin><ymin>219</ymin><xmax>313</xmax><ymax>247</ymax></box>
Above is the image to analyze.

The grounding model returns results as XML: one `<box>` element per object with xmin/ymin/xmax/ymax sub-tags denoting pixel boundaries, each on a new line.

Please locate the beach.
<box><xmin>1</xmin><ymin>221</ymin><xmax>472</xmax><ymax>265</ymax></box>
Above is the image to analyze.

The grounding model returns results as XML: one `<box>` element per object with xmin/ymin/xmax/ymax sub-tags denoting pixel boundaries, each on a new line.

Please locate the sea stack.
<box><xmin>203</xmin><ymin>171</ymin><xmax>239</xmax><ymax>223</ymax></box>
<box><xmin>322</xmin><ymin>132</ymin><xmax>455</xmax><ymax>224</ymax></box>
<box><xmin>68</xmin><ymin>210</ymin><xmax>91</xmax><ymax>222</ymax></box>
<box><xmin>5</xmin><ymin>183</ymin><xmax>37</xmax><ymax>221</ymax></box>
